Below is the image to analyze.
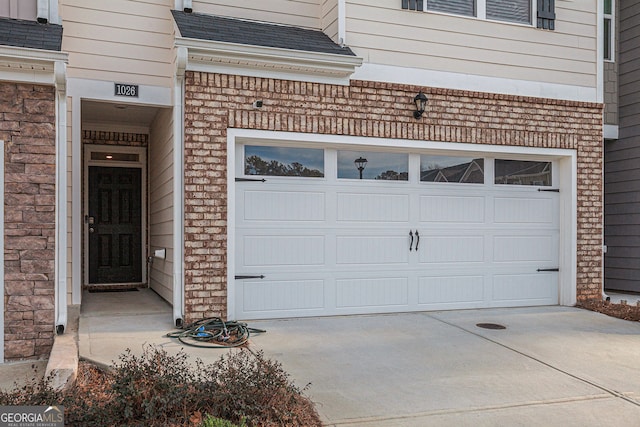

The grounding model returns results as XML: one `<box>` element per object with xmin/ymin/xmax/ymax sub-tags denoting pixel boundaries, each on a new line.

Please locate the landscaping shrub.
<box><xmin>200</xmin><ymin>415</ymin><xmax>246</xmax><ymax>427</ymax></box>
<box><xmin>0</xmin><ymin>346</ymin><xmax>321</xmax><ymax>427</ymax></box>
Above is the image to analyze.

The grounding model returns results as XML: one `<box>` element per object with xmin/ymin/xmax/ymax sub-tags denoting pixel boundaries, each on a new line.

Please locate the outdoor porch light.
<box><xmin>413</xmin><ymin>91</ymin><xmax>428</xmax><ymax>119</ymax></box>
<box><xmin>354</xmin><ymin>157</ymin><xmax>368</xmax><ymax>179</ymax></box>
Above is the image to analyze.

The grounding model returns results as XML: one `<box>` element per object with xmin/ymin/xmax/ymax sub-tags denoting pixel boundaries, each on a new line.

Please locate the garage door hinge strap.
<box><xmin>538</xmin><ymin>188</ymin><xmax>559</xmax><ymax>192</ymax></box>
<box><xmin>235</xmin><ymin>275</ymin><xmax>265</xmax><ymax>279</ymax></box>
<box><xmin>537</xmin><ymin>268</ymin><xmax>559</xmax><ymax>272</ymax></box>
<box><xmin>236</xmin><ymin>178</ymin><xmax>266</xmax><ymax>182</ymax></box>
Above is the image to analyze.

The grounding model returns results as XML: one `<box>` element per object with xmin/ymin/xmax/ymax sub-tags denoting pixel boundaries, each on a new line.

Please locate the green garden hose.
<box><xmin>166</xmin><ymin>317</ymin><xmax>266</xmax><ymax>348</ymax></box>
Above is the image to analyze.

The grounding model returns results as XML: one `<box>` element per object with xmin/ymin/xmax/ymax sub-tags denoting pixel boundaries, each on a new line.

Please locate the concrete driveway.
<box><xmin>79</xmin><ymin>293</ymin><xmax>640</xmax><ymax>426</ymax></box>
<box><xmin>249</xmin><ymin>307</ymin><xmax>640</xmax><ymax>426</ymax></box>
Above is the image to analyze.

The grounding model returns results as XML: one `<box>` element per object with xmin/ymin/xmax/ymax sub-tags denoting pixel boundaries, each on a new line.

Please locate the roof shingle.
<box><xmin>0</xmin><ymin>17</ymin><xmax>63</xmax><ymax>51</ymax></box>
<box><xmin>172</xmin><ymin>11</ymin><xmax>355</xmax><ymax>56</ymax></box>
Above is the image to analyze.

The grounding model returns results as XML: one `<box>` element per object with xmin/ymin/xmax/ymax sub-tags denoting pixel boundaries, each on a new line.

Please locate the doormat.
<box><xmin>88</xmin><ymin>288</ymin><xmax>140</xmax><ymax>293</ymax></box>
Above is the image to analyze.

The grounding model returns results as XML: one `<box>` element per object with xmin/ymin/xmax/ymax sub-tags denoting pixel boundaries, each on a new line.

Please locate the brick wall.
<box><xmin>183</xmin><ymin>73</ymin><xmax>604</xmax><ymax>321</ymax></box>
<box><xmin>82</xmin><ymin>130</ymin><xmax>148</xmax><ymax>147</ymax></box>
<box><xmin>0</xmin><ymin>83</ymin><xmax>56</xmax><ymax>360</ymax></box>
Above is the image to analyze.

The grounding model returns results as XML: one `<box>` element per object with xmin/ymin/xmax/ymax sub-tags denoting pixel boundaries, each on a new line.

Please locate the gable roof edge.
<box><xmin>175</xmin><ymin>36</ymin><xmax>362</xmax><ymax>85</ymax></box>
<box><xmin>0</xmin><ymin>45</ymin><xmax>67</xmax><ymax>84</ymax></box>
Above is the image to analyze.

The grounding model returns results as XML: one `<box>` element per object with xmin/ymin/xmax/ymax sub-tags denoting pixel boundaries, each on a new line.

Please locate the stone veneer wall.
<box><xmin>183</xmin><ymin>73</ymin><xmax>604</xmax><ymax>322</ymax></box>
<box><xmin>0</xmin><ymin>83</ymin><xmax>56</xmax><ymax>360</ymax></box>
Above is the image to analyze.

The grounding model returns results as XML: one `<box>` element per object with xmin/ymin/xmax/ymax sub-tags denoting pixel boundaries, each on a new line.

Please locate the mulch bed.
<box><xmin>577</xmin><ymin>299</ymin><xmax>640</xmax><ymax>322</ymax></box>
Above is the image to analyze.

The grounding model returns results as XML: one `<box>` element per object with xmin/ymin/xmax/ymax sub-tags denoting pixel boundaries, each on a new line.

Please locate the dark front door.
<box><xmin>88</xmin><ymin>166</ymin><xmax>142</xmax><ymax>284</ymax></box>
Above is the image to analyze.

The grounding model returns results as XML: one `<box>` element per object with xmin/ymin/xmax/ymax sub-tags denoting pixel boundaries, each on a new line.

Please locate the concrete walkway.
<box><xmin>78</xmin><ymin>291</ymin><xmax>640</xmax><ymax>426</ymax></box>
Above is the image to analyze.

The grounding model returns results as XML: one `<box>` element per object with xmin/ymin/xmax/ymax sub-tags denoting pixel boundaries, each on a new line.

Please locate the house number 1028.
<box><xmin>114</xmin><ymin>83</ymin><xmax>139</xmax><ymax>97</ymax></box>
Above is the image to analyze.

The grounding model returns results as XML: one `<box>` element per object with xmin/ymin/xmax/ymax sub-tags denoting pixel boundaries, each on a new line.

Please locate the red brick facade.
<box><xmin>1</xmin><ymin>83</ymin><xmax>56</xmax><ymax>360</ymax></box>
<box><xmin>183</xmin><ymin>72</ymin><xmax>603</xmax><ymax>322</ymax></box>
<box><xmin>82</xmin><ymin>130</ymin><xmax>148</xmax><ymax>148</ymax></box>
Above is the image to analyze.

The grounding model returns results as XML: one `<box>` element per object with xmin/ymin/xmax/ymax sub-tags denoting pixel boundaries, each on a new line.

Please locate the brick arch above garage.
<box><xmin>182</xmin><ymin>72</ymin><xmax>603</xmax><ymax>323</ymax></box>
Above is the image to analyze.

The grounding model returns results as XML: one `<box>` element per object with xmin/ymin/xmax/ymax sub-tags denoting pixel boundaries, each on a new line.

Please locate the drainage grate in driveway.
<box><xmin>476</xmin><ymin>323</ymin><xmax>506</xmax><ymax>330</ymax></box>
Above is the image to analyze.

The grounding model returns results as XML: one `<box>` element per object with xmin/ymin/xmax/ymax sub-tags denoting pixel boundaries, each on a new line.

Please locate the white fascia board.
<box><xmin>175</xmin><ymin>37</ymin><xmax>362</xmax><ymax>84</ymax></box>
<box><xmin>0</xmin><ymin>45</ymin><xmax>67</xmax><ymax>84</ymax></box>
<box><xmin>0</xmin><ymin>45</ymin><xmax>67</xmax><ymax>63</ymax></box>
<box><xmin>352</xmin><ymin>63</ymin><xmax>599</xmax><ymax>103</ymax></box>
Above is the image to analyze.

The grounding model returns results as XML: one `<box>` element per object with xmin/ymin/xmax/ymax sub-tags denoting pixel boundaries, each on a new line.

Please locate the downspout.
<box><xmin>54</xmin><ymin>61</ymin><xmax>68</xmax><ymax>333</ymax></box>
<box><xmin>36</xmin><ymin>0</ymin><xmax>49</xmax><ymax>23</ymax></box>
<box><xmin>338</xmin><ymin>0</ymin><xmax>346</xmax><ymax>46</ymax></box>
<box><xmin>173</xmin><ymin>47</ymin><xmax>187</xmax><ymax>327</ymax></box>
<box><xmin>596</xmin><ymin>0</ymin><xmax>608</xmax><ymax>301</ymax></box>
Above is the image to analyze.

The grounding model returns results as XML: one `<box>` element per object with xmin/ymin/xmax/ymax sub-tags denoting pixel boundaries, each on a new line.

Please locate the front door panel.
<box><xmin>88</xmin><ymin>166</ymin><xmax>142</xmax><ymax>284</ymax></box>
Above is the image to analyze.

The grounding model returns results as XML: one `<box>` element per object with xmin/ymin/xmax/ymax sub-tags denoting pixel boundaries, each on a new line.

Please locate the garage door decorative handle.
<box><xmin>409</xmin><ymin>231</ymin><xmax>414</xmax><ymax>251</ymax></box>
<box><xmin>415</xmin><ymin>230</ymin><xmax>420</xmax><ymax>251</ymax></box>
<box><xmin>235</xmin><ymin>177</ymin><xmax>266</xmax><ymax>182</ymax></box>
<box><xmin>234</xmin><ymin>275</ymin><xmax>265</xmax><ymax>279</ymax></box>
<box><xmin>536</xmin><ymin>268</ymin><xmax>559</xmax><ymax>272</ymax></box>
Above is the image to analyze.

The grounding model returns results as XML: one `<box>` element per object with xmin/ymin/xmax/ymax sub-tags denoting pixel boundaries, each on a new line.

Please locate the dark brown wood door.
<box><xmin>88</xmin><ymin>166</ymin><xmax>142</xmax><ymax>284</ymax></box>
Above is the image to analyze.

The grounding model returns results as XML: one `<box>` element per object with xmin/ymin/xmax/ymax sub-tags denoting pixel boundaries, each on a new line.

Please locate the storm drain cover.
<box><xmin>476</xmin><ymin>323</ymin><xmax>506</xmax><ymax>330</ymax></box>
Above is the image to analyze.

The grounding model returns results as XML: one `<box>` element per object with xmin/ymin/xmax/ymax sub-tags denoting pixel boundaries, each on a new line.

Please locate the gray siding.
<box><xmin>604</xmin><ymin>0</ymin><xmax>640</xmax><ymax>292</ymax></box>
<box><xmin>604</xmin><ymin>61</ymin><xmax>618</xmax><ymax>125</ymax></box>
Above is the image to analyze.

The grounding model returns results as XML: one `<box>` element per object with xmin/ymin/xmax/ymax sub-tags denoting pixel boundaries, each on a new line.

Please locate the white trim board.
<box><xmin>0</xmin><ymin>46</ymin><xmax>67</xmax><ymax>85</ymax></box>
<box><xmin>66</xmin><ymin>78</ymin><xmax>172</xmax><ymax>107</ymax></box>
<box><xmin>351</xmin><ymin>63</ymin><xmax>599</xmax><ymax>104</ymax></box>
<box><xmin>226</xmin><ymin>129</ymin><xmax>578</xmax><ymax>319</ymax></box>
<box><xmin>176</xmin><ymin>37</ymin><xmax>363</xmax><ymax>86</ymax></box>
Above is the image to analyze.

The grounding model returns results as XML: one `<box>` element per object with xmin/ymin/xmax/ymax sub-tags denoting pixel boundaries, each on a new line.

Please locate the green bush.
<box><xmin>0</xmin><ymin>346</ymin><xmax>321</xmax><ymax>427</ymax></box>
<box><xmin>200</xmin><ymin>415</ymin><xmax>246</xmax><ymax>427</ymax></box>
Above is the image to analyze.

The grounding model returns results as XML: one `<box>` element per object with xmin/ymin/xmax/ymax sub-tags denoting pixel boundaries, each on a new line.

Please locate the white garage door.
<box><xmin>235</xmin><ymin>145</ymin><xmax>559</xmax><ymax>319</ymax></box>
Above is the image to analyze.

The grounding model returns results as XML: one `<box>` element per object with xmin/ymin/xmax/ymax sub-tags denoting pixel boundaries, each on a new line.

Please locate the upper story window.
<box><xmin>0</xmin><ymin>0</ymin><xmax>37</xmax><ymax>20</ymax></box>
<box><xmin>604</xmin><ymin>0</ymin><xmax>615</xmax><ymax>61</ymax></box>
<box><xmin>426</xmin><ymin>0</ymin><xmax>531</xmax><ymax>25</ymax></box>
<box><xmin>404</xmin><ymin>0</ymin><xmax>555</xmax><ymax>29</ymax></box>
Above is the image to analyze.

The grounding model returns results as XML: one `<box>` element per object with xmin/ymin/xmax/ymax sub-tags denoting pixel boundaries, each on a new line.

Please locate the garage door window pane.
<box><xmin>495</xmin><ymin>160</ymin><xmax>552</xmax><ymax>186</ymax></box>
<box><xmin>338</xmin><ymin>151</ymin><xmax>408</xmax><ymax>180</ymax></box>
<box><xmin>244</xmin><ymin>146</ymin><xmax>324</xmax><ymax>177</ymax></box>
<box><xmin>421</xmin><ymin>156</ymin><xmax>484</xmax><ymax>183</ymax></box>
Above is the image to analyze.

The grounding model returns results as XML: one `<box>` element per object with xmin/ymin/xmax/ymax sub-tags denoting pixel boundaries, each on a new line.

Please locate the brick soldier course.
<box><xmin>1</xmin><ymin>82</ymin><xmax>56</xmax><ymax>360</ymax></box>
<box><xmin>183</xmin><ymin>72</ymin><xmax>603</xmax><ymax>322</ymax></box>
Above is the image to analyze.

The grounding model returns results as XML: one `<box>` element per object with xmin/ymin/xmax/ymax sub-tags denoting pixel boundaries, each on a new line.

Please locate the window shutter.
<box><xmin>426</xmin><ymin>0</ymin><xmax>474</xmax><ymax>17</ymax></box>
<box><xmin>402</xmin><ymin>0</ymin><xmax>423</xmax><ymax>11</ymax></box>
<box><xmin>537</xmin><ymin>0</ymin><xmax>556</xmax><ymax>30</ymax></box>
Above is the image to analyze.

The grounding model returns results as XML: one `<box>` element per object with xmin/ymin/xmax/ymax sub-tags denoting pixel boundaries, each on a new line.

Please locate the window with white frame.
<box><xmin>604</xmin><ymin>0</ymin><xmax>614</xmax><ymax>61</ymax></box>
<box><xmin>402</xmin><ymin>0</ymin><xmax>555</xmax><ymax>29</ymax></box>
<box><xmin>426</xmin><ymin>0</ymin><xmax>531</xmax><ymax>24</ymax></box>
<box><xmin>0</xmin><ymin>0</ymin><xmax>37</xmax><ymax>20</ymax></box>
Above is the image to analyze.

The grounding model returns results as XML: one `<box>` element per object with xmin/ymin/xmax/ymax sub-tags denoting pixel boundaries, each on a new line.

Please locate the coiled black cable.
<box><xmin>166</xmin><ymin>317</ymin><xmax>266</xmax><ymax>348</ymax></box>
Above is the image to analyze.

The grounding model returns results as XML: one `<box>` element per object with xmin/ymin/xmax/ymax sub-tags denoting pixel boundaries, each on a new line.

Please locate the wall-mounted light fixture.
<box><xmin>354</xmin><ymin>157</ymin><xmax>368</xmax><ymax>179</ymax></box>
<box><xmin>413</xmin><ymin>91</ymin><xmax>428</xmax><ymax>119</ymax></box>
